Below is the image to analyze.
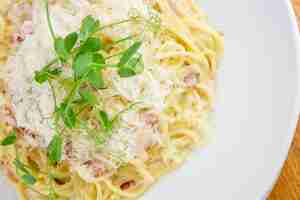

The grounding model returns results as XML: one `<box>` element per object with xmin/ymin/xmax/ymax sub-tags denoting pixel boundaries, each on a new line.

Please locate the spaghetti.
<box><xmin>0</xmin><ymin>0</ymin><xmax>224</xmax><ymax>200</ymax></box>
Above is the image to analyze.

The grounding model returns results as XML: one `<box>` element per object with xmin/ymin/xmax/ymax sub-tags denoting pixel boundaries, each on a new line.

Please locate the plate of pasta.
<box><xmin>0</xmin><ymin>0</ymin><xmax>299</xmax><ymax>200</ymax></box>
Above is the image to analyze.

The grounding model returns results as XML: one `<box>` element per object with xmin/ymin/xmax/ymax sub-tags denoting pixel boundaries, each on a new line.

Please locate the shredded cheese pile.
<box><xmin>0</xmin><ymin>0</ymin><xmax>224</xmax><ymax>200</ymax></box>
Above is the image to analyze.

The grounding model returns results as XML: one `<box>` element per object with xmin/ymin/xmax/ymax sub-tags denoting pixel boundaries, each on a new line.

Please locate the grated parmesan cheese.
<box><xmin>5</xmin><ymin>1</ymin><xmax>83</xmax><ymax>147</ymax></box>
<box><xmin>5</xmin><ymin>0</ymin><xmax>165</xmax><ymax>170</ymax></box>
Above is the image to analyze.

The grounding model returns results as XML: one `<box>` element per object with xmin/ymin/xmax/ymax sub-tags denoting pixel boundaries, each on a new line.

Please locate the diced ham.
<box><xmin>12</xmin><ymin>33</ymin><xmax>25</xmax><ymax>44</ymax></box>
<box><xmin>183</xmin><ymin>71</ymin><xmax>199</xmax><ymax>87</ymax></box>
<box><xmin>83</xmin><ymin>160</ymin><xmax>105</xmax><ymax>177</ymax></box>
<box><xmin>16</xmin><ymin>127</ymin><xmax>41</xmax><ymax>148</ymax></box>
<box><xmin>8</xmin><ymin>1</ymin><xmax>33</xmax><ymax>46</ymax></box>
<box><xmin>136</xmin><ymin>111</ymin><xmax>161</xmax><ymax>160</ymax></box>
<box><xmin>0</xmin><ymin>105</ymin><xmax>16</xmax><ymax>126</ymax></box>
<box><xmin>64</xmin><ymin>140</ymin><xmax>73</xmax><ymax>160</ymax></box>
<box><xmin>20</xmin><ymin>128</ymin><xmax>38</xmax><ymax>140</ymax></box>
<box><xmin>140</xmin><ymin>111</ymin><xmax>159</xmax><ymax>128</ymax></box>
<box><xmin>12</xmin><ymin>20</ymin><xmax>33</xmax><ymax>46</ymax></box>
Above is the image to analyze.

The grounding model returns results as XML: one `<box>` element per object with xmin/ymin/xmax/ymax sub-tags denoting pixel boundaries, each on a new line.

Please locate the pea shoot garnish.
<box><xmin>32</xmin><ymin>0</ymin><xmax>148</xmax><ymax>173</ymax></box>
<box><xmin>2</xmin><ymin>0</ymin><xmax>160</xmax><ymax>198</ymax></box>
<box><xmin>1</xmin><ymin>129</ymin><xmax>37</xmax><ymax>186</ymax></box>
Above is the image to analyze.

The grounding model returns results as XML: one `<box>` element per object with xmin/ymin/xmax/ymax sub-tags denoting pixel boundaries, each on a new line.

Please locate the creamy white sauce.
<box><xmin>5</xmin><ymin>0</ymin><xmax>167</xmax><ymax>170</ymax></box>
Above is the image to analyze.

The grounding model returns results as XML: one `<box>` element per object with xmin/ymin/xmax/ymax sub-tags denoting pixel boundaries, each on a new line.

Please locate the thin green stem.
<box><xmin>20</xmin><ymin>163</ymin><xmax>48</xmax><ymax>175</ymax></box>
<box><xmin>47</xmin><ymin>165</ymin><xmax>57</xmax><ymax>200</ymax></box>
<box><xmin>64</xmin><ymin>78</ymin><xmax>85</xmax><ymax>111</ymax></box>
<box><xmin>112</xmin><ymin>102</ymin><xmax>141</xmax><ymax>123</ymax></box>
<box><xmin>92</xmin><ymin>63</ymin><xmax>119</xmax><ymax>68</ymax></box>
<box><xmin>48</xmin><ymin>80</ymin><xmax>57</xmax><ymax>109</ymax></box>
<box><xmin>14</xmin><ymin>145</ymin><xmax>19</xmax><ymax>160</ymax></box>
<box><xmin>98</xmin><ymin>19</ymin><xmax>132</xmax><ymax>31</ymax></box>
<box><xmin>105</xmin><ymin>51</ymin><xmax>125</xmax><ymax>60</ymax></box>
<box><xmin>104</xmin><ymin>34</ymin><xmax>138</xmax><ymax>50</ymax></box>
<box><xmin>41</xmin><ymin>58</ymin><xmax>59</xmax><ymax>71</ymax></box>
<box><xmin>103</xmin><ymin>64</ymin><xmax>119</xmax><ymax>68</ymax></box>
<box><xmin>45</xmin><ymin>0</ymin><xmax>56</xmax><ymax>40</ymax></box>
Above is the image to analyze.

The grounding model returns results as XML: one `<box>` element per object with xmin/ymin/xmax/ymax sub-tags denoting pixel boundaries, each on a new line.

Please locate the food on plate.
<box><xmin>0</xmin><ymin>0</ymin><xmax>224</xmax><ymax>199</ymax></box>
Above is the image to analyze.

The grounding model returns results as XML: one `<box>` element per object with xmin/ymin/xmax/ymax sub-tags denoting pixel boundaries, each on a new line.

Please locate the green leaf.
<box><xmin>118</xmin><ymin>41</ymin><xmax>142</xmax><ymax>67</ymax></box>
<box><xmin>80</xmin><ymin>90</ymin><xmax>97</xmax><ymax>106</ymax></box>
<box><xmin>118</xmin><ymin>54</ymin><xmax>144</xmax><ymax>78</ymax></box>
<box><xmin>57</xmin><ymin>103</ymin><xmax>76</xmax><ymax>128</ymax></box>
<box><xmin>79</xmin><ymin>16</ymin><xmax>100</xmax><ymax>42</ymax></box>
<box><xmin>78</xmin><ymin>120</ymin><xmax>88</xmax><ymax>129</ymax></box>
<box><xmin>48</xmin><ymin>68</ymin><xmax>63</xmax><ymax>76</ymax></box>
<box><xmin>21</xmin><ymin>174</ymin><xmax>36</xmax><ymax>185</ymax></box>
<box><xmin>34</xmin><ymin>70</ymin><xmax>49</xmax><ymax>84</ymax></box>
<box><xmin>93</xmin><ymin>53</ymin><xmax>105</xmax><ymax>64</ymax></box>
<box><xmin>80</xmin><ymin>37</ymin><xmax>102</xmax><ymax>53</ymax></box>
<box><xmin>128</xmin><ymin>54</ymin><xmax>144</xmax><ymax>74</ymax></box>
<box><xmin>63</xmin><ymin>108</ymin><xmax>76</xmax><ymax>128</ymax></box>
<box><xmin>89</xmin><ymin>63</ymin><xmax>105</xmax><ymax>71</ymax></box>
<box><xmin>13</xmin><ymin>159</ymin><xmax>29</xmax><ymax>174</ymax></box>
<box><xmin>1</xmin><ymin>130</ymin><xmax>17</xmax><ymax>146</ymax></box>
<box><xmin>65</xmin><ymin>32</ymin><xmax>78</xmax><ymax>53</ymax></box>
<box><xmin>54</xmin><ymin>37</ymin><xmax>69</xmax><ymax>61</ymax></box>
<box><xmin>97</xmin><ymin>111</ymin><xmax>113</xmax><ymax>132</ymax></box>
<box><xmin>34</xmin><ymin>59</ymin><xmax>60</xmax><ymax>84</ymax></box>
<box><xmin>88</xmin><ymin>70</ymin><xmax>105</xmax><ymax>89</ymax></box>
<box><xmin>34</xmin><ymin>67</ymin><xmax>62</xmax><ymax>84</ymax></box>
<box><xmin>47</xmin><ymin>134</ymin><xmax>63</xmax><ymax>165</ymax></box>
<box><xmin>59</xmin><ymin>78</ymin><xmax>75</xmax><ymax>91</ymax></box>
<box><xmin>89</xmin><ymin>53</ymin><xmax>106</xmax><ymax>70</ymax></box>
<box><xmin>13</xmin><ymin>159</ymin><xmax>36</xmax><ymax>185</ymax></box>
<box><xmin>73</xmin><ymin>52</ymin><xmax>94</xmax><ymax>78</ymax></box>
<box><xmin>118</xmin><ymin>68</ymin><xmax>136</xmax><ymax>78</ymax></box>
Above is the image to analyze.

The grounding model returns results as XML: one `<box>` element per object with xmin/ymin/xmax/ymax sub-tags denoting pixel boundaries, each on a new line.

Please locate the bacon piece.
<box><xmin>19</xmin><ymin>128</ymin><xmax>37</xmax><ymax>139</ymax></box>
<box><xmin>12</xmin><ymin>33</ymin><xmax>25</xmax><ymax>44</ymax></box>
<box><xmin>120</xmin><ymin>180</ymin><xmax>136</xmax><ymax>190</ymax></box>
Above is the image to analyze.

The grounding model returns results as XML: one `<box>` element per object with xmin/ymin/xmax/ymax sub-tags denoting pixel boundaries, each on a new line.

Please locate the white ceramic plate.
<box><xmin>142</xmin><ymin>0</ymin><xmax>300</xmax><ymax>200</ymax></box>
<box><xmin>1</xmin><ymin>0</ymin><xmax>300</xmax><ymax>200</ymax></box>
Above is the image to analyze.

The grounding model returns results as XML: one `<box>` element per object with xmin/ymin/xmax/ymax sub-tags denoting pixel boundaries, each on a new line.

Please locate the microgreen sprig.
<box><xmin>0</xmin><ymin>2</ymin><xmax>152</xmax><ymax>198</ymax></box>
<box><xmin>1</xmin><ymin>130</ymin><xmax>17</xmax><ymax>146</ymax></box>
<box><xmin>47</xmin><ymin>134</ymin><xmax>63</xmax><ymax>165</ymax></box>
<box><xmin>31</xmin><ymin>2</ymin><xmax>148</xmax><ymax>197</ymax></box>
<box><xmin>45</xmin><ymin>0</ymin><xmax>55</xmax><ymax>40</ymax></box>
<box><xmin>1</xmin><ymin>130</ymin><xmax>38</xmax><ymax>186</ymax></box>
<box><xmin>14</xmin><ymin>159</ymin><xmax>37</xmax><ymax>185</ymax></box>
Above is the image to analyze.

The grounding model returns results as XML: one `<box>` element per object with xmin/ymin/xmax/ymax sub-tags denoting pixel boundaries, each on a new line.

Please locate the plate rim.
<box><xmin>265</xmin><ymin>0</ymin><xmax>300</xmax><ymax>197</ymax></box>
